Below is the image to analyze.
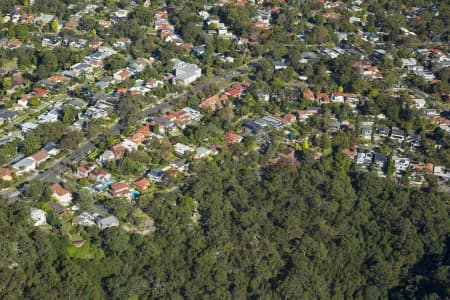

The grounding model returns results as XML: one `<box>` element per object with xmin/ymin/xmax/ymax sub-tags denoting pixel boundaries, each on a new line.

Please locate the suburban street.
<box><xmin>36</xmin><ymin>67</ymin><xmax>248</xmax><ymax>183</ymax></box>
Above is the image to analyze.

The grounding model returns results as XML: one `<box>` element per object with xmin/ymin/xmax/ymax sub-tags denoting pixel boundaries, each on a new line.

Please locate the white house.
<box><xmin>50</xmin><ymin>183</ymin><xmax>72</xmax><ymax>206</ymax></box>
<box><xmin>97</xmin><ymin>150</ymin><xmax>115</xmax><ymax>165</ymax></box>
<box><xmin>393</xmin><ymin>157</ymin><xmax>410</xmax><ymax>172</ymax></box>
<box><xmin>12</xmin><ymin>158</ymin><xmax>36</xmax><ymax>175</ymax></box>
<box><xmin>195</xmin><ymin>147</ymin><xmax>211</xmax><ymax>159</ymax></box>
<box><xmin>97</xmin><ymin>215</ymin><xmax>119</xmax><ymax>230</ymax></box>
<box><xmin>31</xmin><ymin>208</ymin><xmax>46</xmax><ymax>226</ymax></box>
<box><xmin>171</xmin><ymin>59</ymin><xmax>201</xmax><ymax>86</ymax></box>
<box><xmin>174</xmin><ymin>143</ymin><xmax>194</xmax><ymax>155</ymax></box>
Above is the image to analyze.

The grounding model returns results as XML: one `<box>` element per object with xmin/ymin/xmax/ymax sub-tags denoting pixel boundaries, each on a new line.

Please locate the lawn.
<box><xmin>67</xmin><ymin>241</ymin><xmax>105</xmax><ymax>260</ymax></box>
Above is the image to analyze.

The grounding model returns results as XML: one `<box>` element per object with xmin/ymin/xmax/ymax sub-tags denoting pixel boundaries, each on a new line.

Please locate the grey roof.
<box><xmin>13</xmin><ymin>158</ymin><xmax>35</xmax><ymax>169</ymax></box>
<box><xmin>99</xmin><ymin>215</ymin><xmax>119</xmax><ymax>227</ymax></box>
<box><xmin>374</xmin><ymin>153</ymin><xmax>387</xmax><ymax>162</ymax></box>
<box><xmin>49</xmin><ymin>202</ymin><xmax>66</xmax><ymax>214</ymax></box>
<box><xmin>0</xmin><ymin>110</ymin><xmax>18</xmax><ymax>120</ymax></box>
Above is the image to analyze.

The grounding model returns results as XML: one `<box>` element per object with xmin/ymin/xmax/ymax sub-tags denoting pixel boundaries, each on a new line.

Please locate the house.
<box><xmin>12</xmin><ymin>158</ymin><xmax>36</xmax><ymax>175</ymax></box>
<box><xmin>181</xmin><ymin>107</ymin><xmax>202</xmax><ymax>122</ymax></box>
<box><xmin>89</xmin><ymin>169</ymin><xmax>111</xmax><ymax>183</ymax></box>
<box><xmin>43</xmin><ymin>142</ymin><xmax>59</xmax><ymax>156</ymax></box>
<box><xmin>393</xmin><ymin>157</ymin><xmax>410</xmax><ymax>172</ymax></box>
<box><xmin>148</xmin><ymin>168</ymin><xmax>165</xmax><ymax>182</ymax></box>
<box><xmin>30</xmin><ymin>149</ymin><xmax>49</xmax><ymax>167</ymax></box>
<box><xmin>225</xmin><ymin>132</ymin><xmax>243</xmax><ymax>144</ymax></box>
<box><xmin>131</xmin><ymin>57</ymin><xmax>150</xmax><ymax>72</ymax></box>
<box><xmin>360</xmin><ymin>123</ymin><xmax>373</xmax><ymax>140</ymax></box>
<box><xmin>48</xmin><ymin>202</ymin><xmax>67</xmax><ymax>217</ymax></box>
<box><xmin>110</xmin><ymin>182</ymin><xmax>131</xmax><ymax>199</ymax></box>
<box><xmin>303</xmin><ymin>89</ymin><xmax>315</xmax><ymax>101</ymax></box>
<box><xmin>377</xmin><ymin>127</ymin><xmax>390</xmax><ymax>138</ymax></box>
<box><xmin>390</xmin><ymin>127</ymin><xmax>405</xmax><ymax>141</ymax></box>
<box><xmin>280</xmin><ymin>114</ymin><xmax>297</xmax><ymax>126</ymax></box>
<box><xmin>274</xmin><ymin>59</ymin><xmax>288</xmax><ymax>70</ymax></box>
<box><xmin>170</xmin><ymin>159</ymin><xmax>189</xmax><ymax>172</ymax></box>
<box><xmin>225</xmin><ymin>82</ymin><xmax>250</xmax><ymax>98</ymax></box>
<box><xmin>0</xmin><ymin>168</ymin><xmax>13</xmax><ymax>181</ymax></box>
<box><xmin>412</xmin><ymin>163</ymin><xmax>434</xmax><ymax>174</ymax></box>
<box><xmin>113</xmin><ymin>69</ymin><xmax>132</xmax><ymax>82</ymax></box>
<box><xmin>195</xmin><ymin>147</ymin><xmax>211</xmax><ymax>159</ymax></box>
<box><xmin>97</xmin><ymin>150</ymin><xmax>116</xmax><ymax>165</ymax></box>
<box><xmin>171</xmin><ymin>59</ymin><xmax>201</xmax><ymax>86</ymax></box>
<box><xmin>75</xmin><ymin>211</ymin><xmax>100</xmax><ymax>227</ymax></box>
<box><xmin>434</xmin><ymin>166</ymin><xmax>449</xmax><ymax>181</ymax></box>
<box><xmin>0</xmin><ymin>110</ymin><xmax>18</xmax><ymax>123</ymax></box>
<box><xmin>121</xmin><ymin>139</ymin><xmax>138</xmax><ymax>152</ymax></box>
<box><xmin>373</xmin><ymin>153</ymin><xmax>387</xmax><ymax>169</ymax></box>
<box><xmin>174</xmin><ymin>143</ymin><xmax>194</xmax><ymax>155</ymax></box>
<box><xmin>97</xmin><ymin>215</ymin><xmax>119</xmax><ymax>230</ymax></box>
<box><xmin>112</xmin><ymin>144</ymin><xmax>127</xmax><ymax>159</ymax></box>
<box><xmin>407</xmin><ymin>133</ymin><xmax>422</xmax><ymax>148</ymax></box>
<box><xmin>17</xmin><ymin>95</ymin><xmax>30</xmax><ymax>108</ymax></box>
<box><xmin>192</xmin><ymin>45</ymin><xmax>206</xmax><ymax>57</ymax></box>
<box><xmin>134</xmin><ymin>177</ymin><xmax>150</xmax><ymax>191</ymax></box>
<box><xmin>31</xmin><ymin>208</ymin><xmax>46</xmax><ymax>226</ymax></box>
<box><xmin>200</xmin><ymin>93</ymin><xmax>229</xmax><ymax>111</ymax></box>
<box><xmin>50</xmin><ymin>183</ymin><xmax>72</xmax><ymax>206</ymax></box>
<box><xmin>328</xmin><ymin>118</ymin><xmax>341</xmax><ymax>133</ymax></box>
<box><xmin>77</xmin><ymin>162</ymin><xmax>96</xmax><ymax>178</ymax></box>
<box><xmin>356</xmin><ymin>152</ymin><xmax>374</xmax><ymax>165</ymax></box>
<box><xmin>401</xmin><ymin>58</ymin><xmax>418</xmax><ymax>70</ymax></box>
<box><xmin>341</xmin><ymin>149</ymin><xmax>356</xmax><ymax>159</ymax></box>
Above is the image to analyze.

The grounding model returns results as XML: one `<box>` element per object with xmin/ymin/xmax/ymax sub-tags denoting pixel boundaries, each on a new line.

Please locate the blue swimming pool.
<box><xmin>130</xmin><ymin>189</ymin><xmax>141</xmax><ymax>197</ymax></box>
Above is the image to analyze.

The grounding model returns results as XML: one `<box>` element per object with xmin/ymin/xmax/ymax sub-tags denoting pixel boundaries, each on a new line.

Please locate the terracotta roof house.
<box><xmin>47</xmin><ymin>75</ymin><xmax>70</xmax><ymax>83</ymax></box>
<box><xmin>50</xmin><ymin>183</ymin><xmax>72</xmax><ymax>206</ymax></box>
<box><xmin>113</xmin><ymin>69</ymin><xmax>132</xmax><ymax>82</ymax></box>
<box><xmin>200</xmin><ymin>93</ymin><xmax>229</xmax><ymax>111</ymax></box>
<box><xmin>110</xmin><ymin>182</ymin><xmax>131</xmax><ymax>199</ymax></box>
<box><xmin>112</xmin><ymin>144</ymin><xmax>127</xmax><ymax>159</ymax></box>
<box><xmin>226</xmin><ymin>132</ymin><xmax>243</xmax><ymax>144</ymax></box>
<box><xmin>89</xmin><ymin>169</ymin><xmax>112</xmax><ymax>183</ymax></box>
<box><xmin>0</xmin><ymin>168</ymin><xmax>13</xmax><ymax>181</ymax></box>
<box><xmin>31</xmin><ymin>88</ymin><xmax>49</xmax><ymax>97</ymax></box>
<box><xmin>280</xmin><ymin>113</ymin><xmax>297</xmax><ymax>126</ymax></box>
<box><xmin>316</xmin><ymin>92</ymin><xmax>330</xmax><ymax>104</ymax></box>
<box><xmin>303</xmin><ymin>89</ymin><xmax>315</xmax><ymax>101</ymax></box>
<box><xmin>129</xmin><ymin>132</ymin><xmax>146</xmax><ymax>144</ymax></box>
<box><xmin>341</xmin><ymin>148</ymin><xmax>356</xmax><ymax>159</ymax></box>
<box><xmin>134</xmin><ymin>177</ymin><xmax>150</xmax><ymax>191</ymax></box>
<box><xmin>30</xmin><ymin>149</ymin><xmax>49</xmax><ymax>167</ymax></box>
<box><xmin>77</xmin><ymin>162</ymin><xmax>96</xmax><ymax>178</ymax></box>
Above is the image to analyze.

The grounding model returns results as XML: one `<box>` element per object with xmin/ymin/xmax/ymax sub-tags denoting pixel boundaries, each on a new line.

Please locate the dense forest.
<box><xmin>1</xmin><ymin>148</ymin><xmax>449</xmax><ymax>299</ymax></box>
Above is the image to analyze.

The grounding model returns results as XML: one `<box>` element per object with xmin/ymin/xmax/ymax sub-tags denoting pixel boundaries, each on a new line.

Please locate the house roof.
<box><xmin>47</xmin><ymin>75</ymin><xmax>69</xmax><ymax>82</ymax></box>
<box><xmin>49</xmin><ymin>202</ymin><xmax>66</xmax><ymax>214</ymax></box>
<box><xmin>50</xmin><ymin>183</ymin><xmax>70</xmax><ymax>197</ymax></box>
<box><xmin>32</xmin><ymin>88</ymin><xmax>49</xmax><ymax>97</ymax></box>
<box><xmin>0</xmin><ymin>167</ymin><xmax>13</xmax><ymax>177</ymax></box>
<box><xmin>303</xmin><ymin>89</ymin><xmax>315</xmax><ymax>100</ymax></box>
<box><xmin>99</xmin><ymin>215</ymin><xmax>119</xmax><ymax>226</ymax></box>
<box><xmin>30</xmin><ymin>149</ymin><xmax>49</xmax><ymax>162</ymax></box>
<box><xmin>90</xmin><ymin>169</ymin><xmax>110</xmax><ymax>177</ymax></box>
<box><xmin>226</xmin><ymin>132</ymin><xmax>243</xmax><ymax>144</ymax></box>
<box><xmin>134</xmin><ymin>177</ymin><xmax>150</xmax><ymax>189</ymax></box>
<box><xmin>110</xmin><ymin>182</ymin><xmax>129</xmax><ymax>192</ymax></box>
<box><xmin>112</xmin><ymin>144</ymin><xmax>126</xmax><ymax>155</ymax></box>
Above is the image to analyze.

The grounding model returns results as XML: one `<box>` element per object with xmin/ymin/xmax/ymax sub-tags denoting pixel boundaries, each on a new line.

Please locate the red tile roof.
<box><xmin>51</xmin><ymin>183</ymin><xmax>70</xmax><ymax>197</ymax></box>
<box><xmin>134</xmin><ymin>178</ymin><xmax>150</xmax><ymax>190</ymax></box>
